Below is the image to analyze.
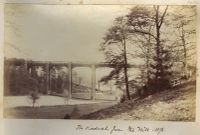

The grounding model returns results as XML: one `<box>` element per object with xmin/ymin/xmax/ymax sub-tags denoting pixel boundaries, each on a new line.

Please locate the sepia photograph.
<box><xmin>3</xmin><ymin>4</ymin><xmax>196</xmax><ymax>121</ymax></box>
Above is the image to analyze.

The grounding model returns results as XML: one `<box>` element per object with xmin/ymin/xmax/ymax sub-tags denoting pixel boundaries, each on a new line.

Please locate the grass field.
<box><xmin>4</xmin><ymin>96</ymin><xmax>117</xmax><ymax>119</ymax></box>
<box><xmin>4</xmin><ymin>95</ymin><xmax>113</xmax><ymax>108</ymax></box>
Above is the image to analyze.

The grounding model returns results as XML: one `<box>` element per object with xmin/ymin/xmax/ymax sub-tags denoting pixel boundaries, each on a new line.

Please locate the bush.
<box><xmin>147</xmin><ymin>78</ymin><xmax>171</xmax><ymax>94</ymax></box>
<box><xmin>28</xmin><ymin>91</ymin><xmax>40</xmax><ymax>107</ymax></box>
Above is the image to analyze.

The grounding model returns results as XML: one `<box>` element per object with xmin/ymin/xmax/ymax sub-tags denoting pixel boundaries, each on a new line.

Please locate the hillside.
<box><xmin>81</xmin><ymin>81</ymin><xmax>196</xmax><ymax>121</ymax></box>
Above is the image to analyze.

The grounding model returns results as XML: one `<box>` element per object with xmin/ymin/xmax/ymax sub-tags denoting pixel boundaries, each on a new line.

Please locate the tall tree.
<box><xmin>100</xmin><ymin>16</ymin><xmax>131</xmax><ymax>100</ymax></box>
<box><xmin>127</xmin><ymin>5</ymin><xmax>172</xmax><ymax>92</ymax></box>
<box><xmin>153</xmin><ymin>5</ymin><xmax>171</xmax><ymax>91</ymax></box>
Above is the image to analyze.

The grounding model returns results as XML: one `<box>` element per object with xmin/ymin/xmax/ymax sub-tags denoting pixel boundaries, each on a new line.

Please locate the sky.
<box><xmin>4</xmin><ymin>5</ymin><xmax>196</xmax><ymax>88</ymax></box>
<box><xmin>5</xmin><ymin>5</ymin><xmax>196</xmax><ymax>63</ymax></box>
<box><xmin>5</xmin><ymin>4</ymin><xmax>132</xmax><ymax>62</ymax></box>
<box><xmin>4</xmin><ymin>4</ymin><xmax>134</xmax><ymax>88</ymax></box>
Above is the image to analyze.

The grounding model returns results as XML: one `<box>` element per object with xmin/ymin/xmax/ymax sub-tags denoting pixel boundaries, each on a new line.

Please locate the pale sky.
<box><xmin>5</xmin><ymin>5</ymin><xmax>195</xmax><ymax>63</ymax></box>
<box><xmin>5</xmin><ymin>4</ymin><xmax>132</xmax><ymax>62</ymax></box>
<box><xmin>4</xmin><ymin>5</ymin><xmax>196</xmax><ymax>87</ymax></box>
<box><xmin>4</xmin><ymin>4</ymin><xmax>136</xmax><ymax>88</ymax></box>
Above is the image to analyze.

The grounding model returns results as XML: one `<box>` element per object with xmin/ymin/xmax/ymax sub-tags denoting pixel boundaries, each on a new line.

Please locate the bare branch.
<box><xmin>159</xmin><ymin>6</ymin><xmax>168</xmax><ymax>27</ymax></box>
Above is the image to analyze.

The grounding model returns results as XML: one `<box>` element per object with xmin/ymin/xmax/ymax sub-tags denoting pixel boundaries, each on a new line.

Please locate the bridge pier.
<box><xmin>24</xmin><ymin>61</ymin><xmax>28</xmax><ymax>71</ymax></box>
<box><xmin>45</xmin><ymin>63</ymin><xmax>50</xmax><ymax>94</ymax></box>
<box><xmin>91</xmin><ymin>64</ymin><xmax>96</xmax><ymax>100</ymax></box>
<box><xmin>68</xmin><ymin>62</ymin><xmax>72</xmax><ymax>99</ymax></box>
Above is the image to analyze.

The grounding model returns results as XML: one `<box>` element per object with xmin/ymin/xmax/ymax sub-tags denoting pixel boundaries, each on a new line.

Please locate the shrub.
<box><xmin>28</xmin><ymin>91</ymin><xmax>40</xmax><ymax>107</ymax></box>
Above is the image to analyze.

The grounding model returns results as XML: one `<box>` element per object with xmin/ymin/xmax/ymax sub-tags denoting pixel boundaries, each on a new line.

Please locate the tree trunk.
<box><xmin>146</xmin><ymin>27</ymin><xmax>152</xmax><ymax>89</ymax></box>
<box><xmin>155</xmin><ymin>6</ymin><xmax>161</xmax><ymax>92</ymax></box>
<box><xmin>154</xmin><ymin>5</ymin><xmax>168</xmax><ymax>92</ymax></box>
<box><xmin>181</xmin><ymin>23</ymin><xmax>188</xmax><ymax>78</ymax></box>
<box><xmin>123</xmin><ymin>39</ymin><xmax>130</xmax><ymax>100</ymax></box>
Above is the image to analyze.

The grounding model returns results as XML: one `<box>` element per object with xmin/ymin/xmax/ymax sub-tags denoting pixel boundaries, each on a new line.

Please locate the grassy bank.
<box><xmin>81</xmin><ymin>81</ymin><xmax>196</xmax><ymax>121</ymax></box>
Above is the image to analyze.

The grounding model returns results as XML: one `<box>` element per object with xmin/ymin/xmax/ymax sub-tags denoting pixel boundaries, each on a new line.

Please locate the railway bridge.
<box><xmin>6</xmin><ymin>60</ymin><xmax>140</xmax><ymax>100</ymax></box>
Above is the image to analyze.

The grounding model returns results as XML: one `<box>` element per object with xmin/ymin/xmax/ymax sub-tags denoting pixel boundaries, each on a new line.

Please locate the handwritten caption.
<box><xmin>75</xmin><ymin>124</ymin><xmax>164</xmax><ymax>135</ymax></box>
